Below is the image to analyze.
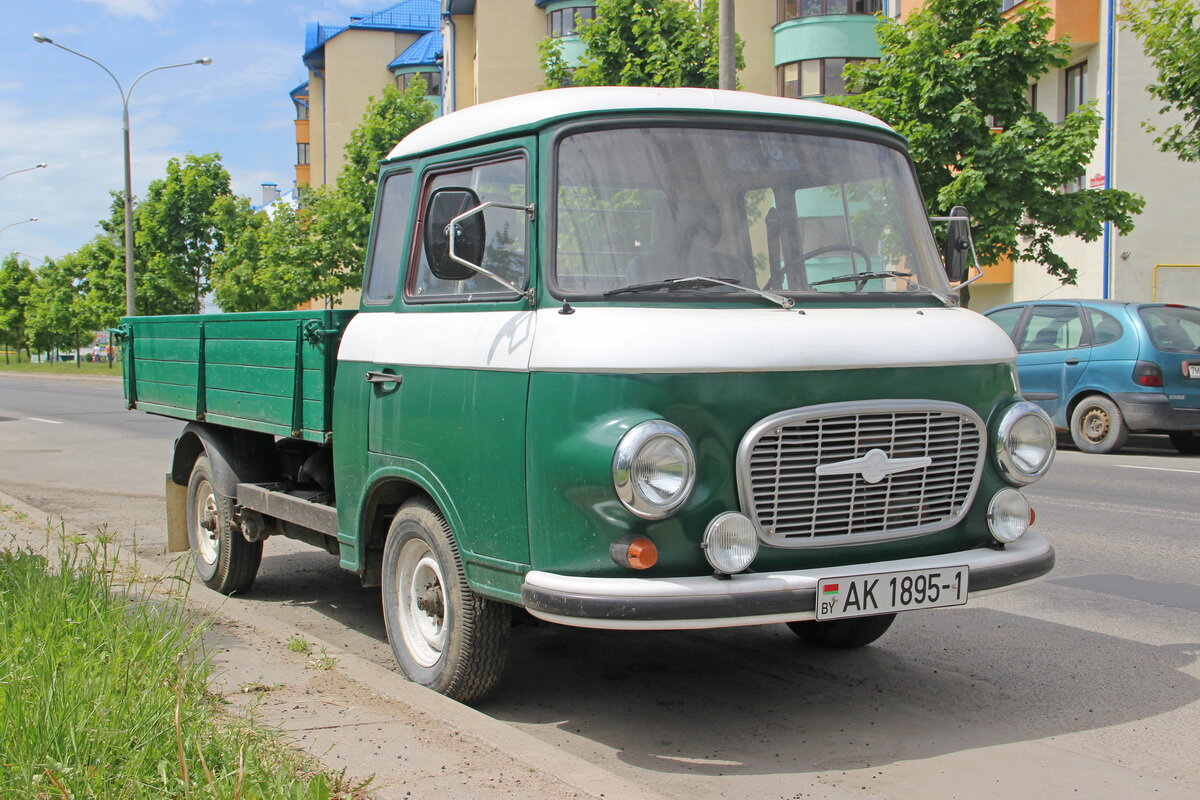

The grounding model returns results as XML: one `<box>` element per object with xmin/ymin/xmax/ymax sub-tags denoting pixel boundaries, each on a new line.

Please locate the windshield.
<box><xmin>553</xmin><ymin>125</ymin><xmax>949</xmax><ymax>300</ymax></box>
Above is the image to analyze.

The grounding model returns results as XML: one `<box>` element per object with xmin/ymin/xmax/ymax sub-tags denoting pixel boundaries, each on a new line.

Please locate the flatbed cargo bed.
<box><xmin>117</xmin><ymin>310</ymin><xmax>355</xmax><ymax>443</ymax></box>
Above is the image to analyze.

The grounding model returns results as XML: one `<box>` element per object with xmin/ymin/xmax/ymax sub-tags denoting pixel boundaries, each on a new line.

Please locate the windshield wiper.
<box><xmin>603</xmin><ymin>275</ymin><xmax>794</xmax><ymax>309</ymax></box>
<box><xmin>809</xmin><ymin>270</ymin><xmax>955</xmax><ymax>307</ymax></box>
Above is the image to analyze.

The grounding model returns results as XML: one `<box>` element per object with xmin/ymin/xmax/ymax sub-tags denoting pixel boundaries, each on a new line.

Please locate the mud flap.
<box><xmin>165</xmin><ymin>473</ymin><xmax>190</xmax><ymax>554</ymax></box>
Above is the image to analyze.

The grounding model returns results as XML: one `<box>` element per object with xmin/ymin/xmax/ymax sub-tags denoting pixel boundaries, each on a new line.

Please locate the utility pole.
<box><xmin>718</xmin><ymin>0</ymin><xmax>735</xmax><ymax>90</ymax></box>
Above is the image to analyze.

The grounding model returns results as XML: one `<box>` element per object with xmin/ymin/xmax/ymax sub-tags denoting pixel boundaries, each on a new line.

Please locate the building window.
<box><xmin>1064</xmin><ymin>61</ymin><xmax>1087</xmax><ymax>119</ymax></box>
<box><xmin>398</xmin><ymin>70</ymin><xmax>442</xmax><ymax>97</ymax></box>
<box><xmin>779</xmin><ymin>58</ymin><xmax>874</xmax><ymax>98</ymax></box>
<box><xmin>297</xmin><ymin>143</ymin><xmax>310</xmax><ymax>166</ymax></box>
<box><xmin>548</xmin><ymin>5</ymin><xmax>596</xmax><ymax>37</ymax></box>
<box><xmin>778</xmin><ymin>0</ymin><xmax>882</xmax><ymax>22</ymax></box>
<box><xmin>1001</xmin><ymin>0</ymin><xmax>1024</xmax><ymax>10</ymax></box>
<box><xmin>293</xmin><ymin>99</ymin><xmax>309</xmax><ymax>121</ymax></box>
<box><xmin>1027</xmin><ymin>82</ymin><xmax>1038</xmax><ymax>113</ymax></box>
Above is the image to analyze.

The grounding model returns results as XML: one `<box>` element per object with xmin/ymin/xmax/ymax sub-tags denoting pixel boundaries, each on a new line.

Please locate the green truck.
<box><xmin>121</xmin><ymin>87</ymin><xmax>1056</xmax><ymax>703</ymax></box>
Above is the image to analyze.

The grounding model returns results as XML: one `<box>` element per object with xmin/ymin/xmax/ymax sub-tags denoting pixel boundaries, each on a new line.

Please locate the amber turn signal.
<box><xmin>610</xmin><ymin>535</ymin><xmax>658</xmax><ymax>570</ymax></box>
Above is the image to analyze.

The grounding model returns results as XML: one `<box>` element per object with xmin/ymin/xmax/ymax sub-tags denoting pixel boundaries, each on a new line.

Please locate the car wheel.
<box><xmin>1168</xmin><ymin>431</ymin><xmax>1200</xmax><ymax>455</ymax></box>
<box><xmin>1069</xmin><ymin>395</ymin><xmax>1129</xmax><ymax>454</ymax></box>
<box><xmin>186</xmin><ymin>455</ymin><xmax>262</xmax><ymax>594</ymax></box>
<box><xmin>787</xmin><ymin>613</ymin><xmax>897</xmax><ymax>649</ymax></box>
<box><xmin>381</xmin><ymin>498</ymin><xmax>509</xmax><ymax>703</ymax></box>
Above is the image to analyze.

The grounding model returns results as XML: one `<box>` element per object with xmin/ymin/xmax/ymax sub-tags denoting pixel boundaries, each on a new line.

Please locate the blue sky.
<box><xmin>1</xmin><ymin>0</ymin><xmax>362</xmax><ymax>264</ymax></box>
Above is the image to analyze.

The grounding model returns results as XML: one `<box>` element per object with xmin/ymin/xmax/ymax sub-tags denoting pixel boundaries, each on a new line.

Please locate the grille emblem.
<box><xmin>814</xmin><ymin>448</ymin><xmax>933</xmax><ymax>484</ymax></box>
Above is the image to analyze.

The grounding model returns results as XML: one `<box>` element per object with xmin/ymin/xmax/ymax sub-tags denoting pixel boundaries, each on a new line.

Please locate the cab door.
<box><xmin>369</xmin><ymin>143</ymin><xmax>536</xmax><ymax>568</ymax></box>
<box><xmin>1014</xmin><ymin>304</ymin><xmax>1091</xmax><ymax>426</ymax></box>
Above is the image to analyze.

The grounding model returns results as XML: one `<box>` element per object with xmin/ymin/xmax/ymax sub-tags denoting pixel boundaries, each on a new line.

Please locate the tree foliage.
<box><xmin>831</xmin><ymin>0</ymin><xmax>1143</xmax><ymax>283</ymax></box>
<box><xmin>540</xmin><ymin>0</ymin><xmax>742</xmax><ymax>89</ymax></box>
<box><xmin>0</xmin><ymin>254</ymin><xmax>36</xmax><ymax>362</ymax></box>
<box><xmin>1124</xmin><ymin>0</ymin><xmax>1200</xmax><ymax>162</ymax></box>
<box><xmin>24</xmin><ymin>256</ymin><xmax>92</xmax><ymax>358</ymax></box>
<box><xmin>211</xmin><ymin>82</ymin><xmax>434</xmax><ymax>312</ymax></box>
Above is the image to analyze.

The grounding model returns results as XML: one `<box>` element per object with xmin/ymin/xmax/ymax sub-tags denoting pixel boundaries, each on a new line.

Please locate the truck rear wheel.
<box><xmin>186</xmin><ymin>455</ymin><xmax>262</xmax><ymax>594</ymax></box>
<box><xmin>381</xmin><ymin>498</ymin><xmax>509</xmax><ymax>704</ymax></box>
<box><xmin>787</xmin><ymin>613</ymin><xmax>897</xmax><ymax>648</ymax></box>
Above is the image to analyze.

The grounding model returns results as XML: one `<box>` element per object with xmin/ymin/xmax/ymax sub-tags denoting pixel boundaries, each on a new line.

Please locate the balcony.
<box><xmin>1003</xmin><ymin>0</ymin><xmax>1099</xmax><ymax>50</ymax></box>
<box><xmin>295</xmin><ymin>119</ymin><xmax>310</xmax><ymax>144</ymax></box>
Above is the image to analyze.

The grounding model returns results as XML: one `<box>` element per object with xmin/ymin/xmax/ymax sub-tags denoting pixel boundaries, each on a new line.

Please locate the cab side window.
<box><xmin>363</xmin><ymin>171</ymin><xmax>414</xmax><ymax>304</ymax></box>
<box><xmin>1018</xmin><ymin>306</ymin><xmax>1085</xmax><ymax>352</ymax></box>
<box><xmin>407</xmin><ymin>155</ymin><xmax>529</xmax><ymax>302</ymax></box>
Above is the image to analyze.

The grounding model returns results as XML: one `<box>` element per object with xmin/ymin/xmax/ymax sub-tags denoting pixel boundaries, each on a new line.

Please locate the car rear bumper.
<box><xmin>521</xmin><ymin>533</ymin><xmax>1055</xmax><ymax>630</ymax></box>
<box><xmin>1113</xmin><ymin>393</ymin><xmax>1200</xmax><ymax>431</ymax></box>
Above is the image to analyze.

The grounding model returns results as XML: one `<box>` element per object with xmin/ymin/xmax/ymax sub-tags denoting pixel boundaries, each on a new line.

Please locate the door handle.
<box><xmin>365</xmin><ymin>370</ymin><xmax>402</xmax><ymax>385</ymax></box>
<box><xmin>1064</xmin><ymin>358</ymin><xmax>1080</xmax><ymax>366</ymax></box>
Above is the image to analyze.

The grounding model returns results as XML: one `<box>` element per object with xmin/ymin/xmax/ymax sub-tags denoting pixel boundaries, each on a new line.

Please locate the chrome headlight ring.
<box><xmin>613</xmin><ymin>420</ymin><xmax>697</xmax><ymax>519</ymax></box>
<box><xmin>994</xmin><ymin>402</ymin><xmax>1056</xmax><ymax>485</ymax></box>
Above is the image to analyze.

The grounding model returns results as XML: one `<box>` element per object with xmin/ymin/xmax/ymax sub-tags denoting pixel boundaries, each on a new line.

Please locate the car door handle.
<box><xmin>364</xmin><ymin>370</ymin><xmax>402</xmax><ymax>385</ymax></box>
<box><xmin>1064</xmin><ymin>358</ymin><xmax>1080</xmax><ymax>365</ymax></box>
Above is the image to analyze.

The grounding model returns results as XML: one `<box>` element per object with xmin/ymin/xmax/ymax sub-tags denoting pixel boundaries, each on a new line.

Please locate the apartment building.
<box><xmin>290</xmin><ymin>0</ymin><xmax>1200</xmax><ymax>307</ymax></box>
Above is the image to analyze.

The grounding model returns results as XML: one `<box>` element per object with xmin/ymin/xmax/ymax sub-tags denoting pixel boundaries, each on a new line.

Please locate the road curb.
<box><xmin>0</xmin><ymin>488</ymin><xmax>670</xmax><ymax>800</ymax></box>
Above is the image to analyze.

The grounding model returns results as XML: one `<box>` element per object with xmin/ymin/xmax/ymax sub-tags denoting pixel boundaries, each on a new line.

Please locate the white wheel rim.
<box><xmin>193</xmin><ymin>479</ymin><xmax>220</xmax><ymax>565</ymax></box>
<box><xmin>396</xmin><ymin>538</ymin><xmax>448</xmax><ymax>668</ymax></box>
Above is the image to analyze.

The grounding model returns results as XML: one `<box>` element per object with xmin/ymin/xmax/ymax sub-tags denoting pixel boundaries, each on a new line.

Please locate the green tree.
<box><xmin>212</xmin><ymin>82</ymin><xmax>434</xmax><ymax>311</ymax></box>
<box><xmin>1124</xmin><ymin>0</ymin><xmax>1200</xmax><ymax>163</ymax></box>
<box><xmin>135</xmin><ymin>153</ymin><xmax>236</xmax><ymax>314</ymax></box>
<box><xmin>0</xmin><ymin>253</ymin><xmax>37</xmax><ymax>363</ymax></box>
<box><xmin>25</xmin><ymin>256</ymin><xmax>93</xmax><ymax>364</ymax></box>
<box><xmin>831</xmin><ymin>0</ymin><xmax>1143</xmax><ymax>283</ymax></box>
<box><xmin>540</xmin><ymin>0</ymin><xmax>742</xmax><ymax>89</ymax></box>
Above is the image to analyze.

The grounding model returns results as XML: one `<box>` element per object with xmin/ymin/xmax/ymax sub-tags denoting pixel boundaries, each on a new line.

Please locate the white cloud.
<box><xmin>74</xmin><ymin>0</ymin><xmax>177</xmax><ymax>21</ymax></box>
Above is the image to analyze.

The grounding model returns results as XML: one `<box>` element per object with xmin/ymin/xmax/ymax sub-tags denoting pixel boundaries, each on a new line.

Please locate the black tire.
<box><xmin>186</xmin><ymin>455</ymin><xmax>262</xmax><ymax>594</ymax></box>
<box><xmin>1169</xmin><ymin>431</ymin><xmax>1200</xmax><ymax>455</ymax></box>
<box><xmin>381</xmin><ymin>498</ymin><xmax>509</xmax><ymax>704</ymax></box>
<box><xmin>1069</xmin><ymin>395</ymin><xmax>1129</xmax><ymax>454</ymax></box>
<box><xmin>787</xmin><ymin>613</ymin><xmax>897</xmax><ymax>649</ymax></box>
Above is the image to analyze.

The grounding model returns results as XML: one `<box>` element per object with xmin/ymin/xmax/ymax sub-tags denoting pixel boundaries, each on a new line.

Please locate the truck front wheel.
<box><xmin>186</xmin><ymin>455</ymin><xmax>262</xmax><ymax>594</ymax></box>
<box><xmin>381</xmin><ymin>498</ymin><xmax>509</xmax><ymax>703</ymax></box>
<box><xmin>787</xmin><ymin>613</ymin><xmax>897</xmax><ymax>648</ymax></box>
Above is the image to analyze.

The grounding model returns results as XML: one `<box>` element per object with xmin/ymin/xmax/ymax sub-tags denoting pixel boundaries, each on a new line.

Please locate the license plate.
<box><xmin>1187</xmin><ymin>363</ymin><xmax>1200</xmax><ymax>379</ymax></box>
<box><xmin>815</xmin><ymin>566</ymin><xmax>968</xmax><ymax>620</ymax></box>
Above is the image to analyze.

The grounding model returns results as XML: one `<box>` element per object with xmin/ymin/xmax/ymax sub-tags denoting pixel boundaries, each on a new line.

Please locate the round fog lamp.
<box><xmin>987</xmin><ymin>489</ymin><xmax>1032</xmax><ymax>543</ymax></box>
<box><xmin>702</xmin><ymin>512</ymin><xmax>759</xmax><ymax>574</ymax></box>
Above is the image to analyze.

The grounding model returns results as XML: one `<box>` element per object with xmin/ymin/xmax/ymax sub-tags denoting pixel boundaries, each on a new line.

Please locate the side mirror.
<box><xmin>424</xmin><ymin>187</ymin><xmax>485</xmax><ymax>281</ymax></box>
<box><xmin>943</xmin><ymin>205</ymin><xmax>972</xmax><ymax>283</ymax></box>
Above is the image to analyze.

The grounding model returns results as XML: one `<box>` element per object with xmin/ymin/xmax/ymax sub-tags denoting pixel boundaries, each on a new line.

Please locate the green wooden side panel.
<box><xmin>120</xmin><ymin>309</ymin><xmax>354</xmax><ymax>439</ymax></box>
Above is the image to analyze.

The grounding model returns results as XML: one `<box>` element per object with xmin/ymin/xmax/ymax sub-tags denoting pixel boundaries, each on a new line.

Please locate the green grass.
<box><xmin>0</xmin><ymin>358</ymin><xmax>120</xmax><ymax>376</ymax></box>
<box><xmin>0</xmin><ymin>535</ymin><xmax>372</xmax><ymax>799</ymax></box>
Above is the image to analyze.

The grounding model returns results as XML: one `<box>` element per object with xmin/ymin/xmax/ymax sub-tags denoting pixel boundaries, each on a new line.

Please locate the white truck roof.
<box><xmin>387</xmin><ymin>86</ymin><xmax>896</xmax><ymax>160</ymax></box>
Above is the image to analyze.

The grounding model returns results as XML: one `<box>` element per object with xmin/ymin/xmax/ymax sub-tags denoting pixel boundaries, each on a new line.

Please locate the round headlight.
<box><xmin>987</xmin><ymin>488</ymin><xmax>1032</xmax><ymax>543</ymax></box>
<box><xmin>995</xmin><ymin>402</ymin><xmax>1055</xmax><ymax>485</ymax></box>
<box><xmin>613</xmin><ymin>420</ymin><xmax>696</xmax><ymax>519</ymax></box>
<box><xmin>702</xmin><ymin>512</ymin><xmax>759</xmax><ymax>574</ymax></box>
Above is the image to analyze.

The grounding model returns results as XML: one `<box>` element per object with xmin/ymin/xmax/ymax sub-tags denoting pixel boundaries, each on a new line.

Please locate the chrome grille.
<box><xmin>736</xmin><ymin>401</ymin><xmax>984</xmax><ymax>547</ymax></box>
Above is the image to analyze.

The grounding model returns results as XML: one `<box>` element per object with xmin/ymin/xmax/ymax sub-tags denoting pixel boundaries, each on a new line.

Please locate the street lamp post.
<box><xmin>0</xmin><ymin>218</ymin><xmax>38</xmax><ymax>238</ymax></box>
<box><xmin>0</xmin><ymin>163</ymin><xmax>48</xmax><ymax>183</ymax></box>
<box><xmin>32</xmin><ymin>34</ymin><xmax>211</xmax><ymax>317</ymax></box>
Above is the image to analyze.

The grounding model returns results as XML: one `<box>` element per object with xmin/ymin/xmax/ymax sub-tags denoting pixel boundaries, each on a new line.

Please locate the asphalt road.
<box><xmin>2</xmin><ymin>372</ymin><xmax>1198</xmax><ymax>799</ymax></box>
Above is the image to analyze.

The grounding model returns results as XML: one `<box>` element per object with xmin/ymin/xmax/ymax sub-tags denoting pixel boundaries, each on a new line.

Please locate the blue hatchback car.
<box><xmin>983</xmin><ymin>300</ymin><xmax>1200</xmax><ymax>454</ymax></box>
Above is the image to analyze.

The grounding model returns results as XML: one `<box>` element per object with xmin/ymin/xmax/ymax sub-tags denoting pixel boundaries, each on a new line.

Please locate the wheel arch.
<box><xmin>1065</xmin><ymin>389</ymin><xmax>1116</xmax><ymax>429</ymax></box>
<box><xmin>170</xmin><ymin>422</ymin><xmax>276</xmax><ymax>498</ymax></box>
<box><xmin>356</xmin><ymin>465</ymin><xmax>465</xmax><ymax>588</ymax></box>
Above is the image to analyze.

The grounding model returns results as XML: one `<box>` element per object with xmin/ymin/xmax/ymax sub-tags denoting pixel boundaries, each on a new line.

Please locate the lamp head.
<box><xmin>197</xmin><ymin>57</ymin><xmax>212</xmax><ymax>66</ymax></box>
<box><xmin>32</xmin><ymin>33</ymin><xmax>52</xmax><ymax>43</ymax></box>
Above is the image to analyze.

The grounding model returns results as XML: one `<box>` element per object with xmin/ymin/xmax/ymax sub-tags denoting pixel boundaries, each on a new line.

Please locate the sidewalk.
<box><xmin>0</xmin><ymin>490</ymin><xmax>670</xmax><ymax>800</ymax></box>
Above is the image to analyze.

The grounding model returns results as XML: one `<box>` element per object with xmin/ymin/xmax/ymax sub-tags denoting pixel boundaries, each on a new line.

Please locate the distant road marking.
<box><xmin>1115</xmin><ymin>464</ymin><xmax>1200</xmax><ymax>475</ymax></box>
<box><xmin>27</xmin><ymin>417</ymin><xmax>62</xmax><ymax>425</ymax></box>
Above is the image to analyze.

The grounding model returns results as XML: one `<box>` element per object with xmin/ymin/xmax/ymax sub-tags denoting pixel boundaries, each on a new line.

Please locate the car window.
<box><xmin>1085</xmin><ymin>307</ymin><xmax>1123</xmax><ymax>346</ymax></box>
<box><xmin>408</xmin><ymin>154</ymin><xmax>528</xmax><ymax>302</ymax></box>
<box><xmin>1138</xmin><ymin>305</ymin><xmax>1200</xmax><ymax>352</ymax></box>
<box><xmin>1018</xmin><ymin>306</ymin><xmax>1084</xmax><ymax>352</ymax></box>
<box><xmin>986</xmin><ymin>306</ymin><xmax>1024</xmax><ymax>342</ymax></box>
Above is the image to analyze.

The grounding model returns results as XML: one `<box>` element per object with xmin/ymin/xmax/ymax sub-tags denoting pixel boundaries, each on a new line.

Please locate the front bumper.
<box><xmin>1113</xmin><ymin>393</ymin><xmax>1200</xmax><ymax>432</ymax></box>
<box><xmin>521</xmin><ymin>533</ymin><xmax>1054</xmax><ymax>630</ymax></box>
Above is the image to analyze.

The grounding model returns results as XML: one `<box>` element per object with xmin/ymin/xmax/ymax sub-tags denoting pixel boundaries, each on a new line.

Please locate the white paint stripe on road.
<box><xmin>27</xmin><ymin>417</ymin><xmax>62</xmax><ymax>425</ymax></box>
<box><xmin>1115</xmin><ymin>464</ymin><xmax>1200</xmax><ymax>475</ymax></box>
